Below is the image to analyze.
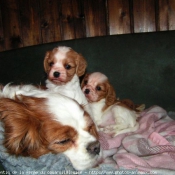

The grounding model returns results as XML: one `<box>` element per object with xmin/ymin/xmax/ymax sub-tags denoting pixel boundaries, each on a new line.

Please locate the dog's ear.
<box><xmin>80</xmin><ymin>73</ymin><xmax>89</xmax><ymax>88</ymax></box>
<box><xmin>43</xmin><ymin>51</ymin><xmax>51</xmax><ymax>73</ymax></box>
<box><xmin>0</xmin><ymin>97</ymin><xmax>47</xmax><ymax>158</ymax></box>
<box><xmin>105</xmin><ymin>83</ymin><xmax>117</xmax><ymax>108</ymax></box>
<box><xmin>75</xmin><ymin>54</ymin><xmax>87</xmax><ymax>77</ymax></box>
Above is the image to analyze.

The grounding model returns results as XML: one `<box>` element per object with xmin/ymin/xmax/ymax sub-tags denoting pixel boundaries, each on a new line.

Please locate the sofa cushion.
<box><xmin>0</xmin><ymin>31</ymin><xmax>175</xmax><ymax>111</ymax></box>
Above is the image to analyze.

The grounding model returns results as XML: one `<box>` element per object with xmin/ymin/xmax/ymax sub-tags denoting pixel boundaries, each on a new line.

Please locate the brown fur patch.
<box><xmin>0</xmin><ymin>96</ymin><xmax>78</xmax><ymax>158</ymax></box>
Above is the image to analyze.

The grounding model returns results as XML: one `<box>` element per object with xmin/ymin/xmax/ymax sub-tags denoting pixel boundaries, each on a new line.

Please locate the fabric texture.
<box><xmin>99</xmin><ymin>106</ymin><xmax>175</xmax><ymax>174</ymax></box>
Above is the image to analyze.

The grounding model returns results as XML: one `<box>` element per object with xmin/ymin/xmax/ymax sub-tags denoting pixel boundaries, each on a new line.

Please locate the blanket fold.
<box><xmin>99</xmin><ymin>106</ymin><xmax>175</xmax><ymax>174</ymax></box>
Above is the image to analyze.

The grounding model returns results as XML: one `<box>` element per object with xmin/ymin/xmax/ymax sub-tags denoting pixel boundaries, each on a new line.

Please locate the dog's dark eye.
<box><xmin>49</xmin><ymin>62</ymin><xmax>54</xmax><ymax>67</ymax></box>
<box><xmin>96</xmin><ymin>86</ymin><xmax>101</xmax><ymax>91</ymax></box>
<box><xmin>84</xmin><ymin>80</ymin><xmax>88</xmax><ymax>85</ymax></box>
<box><xmin>65</xmin><ymin>64</ymin><xmax>71</xmax><ymax>70</ymax></box>
<box><xmin>55</xmin><ymin>139</ymin><xmax>70</xmax><ymax>145</ymax></box>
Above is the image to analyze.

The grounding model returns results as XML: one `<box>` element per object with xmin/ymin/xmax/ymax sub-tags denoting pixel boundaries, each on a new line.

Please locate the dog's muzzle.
<box><xmin>53</xmin><ymin>71</ymin><xmax>60</xmax><ymax>78</ymax></box>
<box><xmin>84</xmin><ymin>89</ymin><xmax>90</xmax><ymax>94</ymax></box>
<box><xmin>86</xmin><ymin>141</ymin><xmax>100</xmax><ymax>155</ymax></box>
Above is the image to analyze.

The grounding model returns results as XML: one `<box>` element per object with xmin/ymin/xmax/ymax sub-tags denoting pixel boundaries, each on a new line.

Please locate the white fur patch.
<box><xmin>57</xmin><ymin>46</ymin><xmax>71</xmax><ymax>53</ymax></box>
<box><xmin>89</xmin><ymin>72</ymin><xmax>108</xmax><ymax>84</ymax></box>
<box><xmin>0</xmin><ymin>83</ymin><xmax>38</xmax><ymax>99</ymax></box>
<box><xmin>52</xmin><ymin>46</ymin><xmax>71</xmax><ymax>64</ymax></box>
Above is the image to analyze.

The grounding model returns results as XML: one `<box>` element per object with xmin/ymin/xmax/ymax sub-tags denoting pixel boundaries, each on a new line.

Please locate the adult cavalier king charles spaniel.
<box><xmin>81</xmin><ymin>72</ymin><xmax>145</xmax><ymax>136</ymax></box>
<box><xmin>0</xmin><ymin>85</ymin><xmax>100</xmax><ymax>170</ymax></box>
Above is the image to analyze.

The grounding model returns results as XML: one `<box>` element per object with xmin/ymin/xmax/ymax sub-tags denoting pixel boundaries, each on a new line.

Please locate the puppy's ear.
<box><xmin>43</xmin><ymin>51</ymin><xmax>51</xmax><ymax>73</ymax></box>
<box><xmin>80</xmin><ymin>73</ymin><xmax>89</xmax><ymax>88</ymax></box>
<box><xmin>76</xmin><ymin>54</ymin><xmax>87</xmax><ymax>77</ymax></box>
<box><xmin>105</xmin><ymin>83</ymin><xmax>117</xmax><ymax>108</ymax></box>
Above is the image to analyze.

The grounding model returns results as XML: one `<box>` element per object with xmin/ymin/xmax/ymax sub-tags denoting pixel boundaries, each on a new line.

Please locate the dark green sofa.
<box><xmin>0</xmin><ymin>30</ymin><xmax>175</xmax><ymax>170</ymax></box>
<box><xmin>0</xmin><ymin>31</ymin><xmax>175</xmax><ymax>111</ymax></box>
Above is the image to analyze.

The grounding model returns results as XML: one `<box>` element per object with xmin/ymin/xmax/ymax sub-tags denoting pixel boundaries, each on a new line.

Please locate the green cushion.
<box><xmin>0</xmin><ymin>31</ymin><xmax>175</xmax><ymax>112</ymax></box>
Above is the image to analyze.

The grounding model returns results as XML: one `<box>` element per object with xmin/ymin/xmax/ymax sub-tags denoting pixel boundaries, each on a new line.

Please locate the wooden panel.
<box><xmin>18</xmin><ymin>0</ymin><xmax>41</xmax><ymax>47</ymax></box>
<box><xmin>1</xmin><ymin>0</ymin><xmax>23</xmax><ymax>50</ymax></box>
<box><xmin>59</xmin><ymin>0</ymin><xmax>75</xmax><ymax>40</ymax></box>
<box><xmin>84</xmin><ymin>0</ymin><xmax>107</xmax><ymax>37</ymax></box>
<box><xmin>169</xmin><ymin>0</ymin><xmax>175</xmax><ymax>30</ymax></box>
<box><xmin>72</xmin><ymin>0</ymin><xmax>86</xmax><ymax>39</ymax></box>
<box><xmin>39</xmin><ymin>0</ymin><xmax>62</xmax><ymax>43</ymax></box>
<box><xmin>133</xmin><ymin>0</ymin><xmax>156</xmax><ymax>33</ymax></box>
<box><xmin>0</xmin><ymin>0</ymin><xmax>175</xmax><ymax>52</ymax></box>
<box><xmin>108</xmin><ymin>0</ymin><xmax>131</xmax><ymax>35</ymax></box>
<box><xmin>158</xmin><ymin>0</ymin><xmax>175</xmax><ymax>31</ymax></box>
<box><xmin>0</xmin><ymin>4</ymin><xmax>5</xmax><ymax>52</ymax></box>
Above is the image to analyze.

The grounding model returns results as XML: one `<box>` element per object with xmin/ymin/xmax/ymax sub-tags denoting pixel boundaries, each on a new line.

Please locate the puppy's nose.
<box><xmin>53</xmin><ymin>71</ymin><xmax>60</xmax><ymax>78</ymax></box>
<box><xmin>87</xmin><ymin>141</ymin><xmax>100</xmax><ymax>155</ymax></box>
<box><xmin>84</xmin><ymin>89</ymin><xmax>90</xmax><ymax>94</ymax></box>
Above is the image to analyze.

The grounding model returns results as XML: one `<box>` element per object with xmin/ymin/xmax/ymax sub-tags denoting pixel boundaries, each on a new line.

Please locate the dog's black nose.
<box><xmin>84</xmin><ymin>89</ymin><xmax>90</xmax><ymax>94</ymax></box>
<box><xmin>86</xmin><ymin>141</ymin><xmax>100</xmax><ymax>155</ymax></box>
<box><xmin>53</xmin><ymin>71</ymin><xmax>60</xmax><ymax>78</ymax></box>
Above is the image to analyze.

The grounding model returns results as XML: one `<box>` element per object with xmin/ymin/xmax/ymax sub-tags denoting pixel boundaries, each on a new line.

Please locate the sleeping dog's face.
<box><xmin>81</xmin><ymin>72</ymin><xmax>116</xmax><ymax>107</ymax></box>
<box><xmin>44</xmin><ymin>46</ymin><xmax>87</xmax><ymax>85</ymax></box>
<box><xmin>0</xmin><ymin>89</ymin><xmax>100</xmax><ymax>170</ymax></box>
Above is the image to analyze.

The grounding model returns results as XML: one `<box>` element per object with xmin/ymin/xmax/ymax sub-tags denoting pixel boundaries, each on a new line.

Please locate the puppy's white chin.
<box><xmin>50</xmin><ymin>78</ymin><xmax>67</xmax><ymax>85</ymax></box>
<box><xmin>86</xmin><ymin>97</ymin><xmax>98</xmax><ymax>103</ymax></box>
<box><xmin>84</xmin><ymin>94</ymin><xmax>93</xmax><ymax>102</ymax></box>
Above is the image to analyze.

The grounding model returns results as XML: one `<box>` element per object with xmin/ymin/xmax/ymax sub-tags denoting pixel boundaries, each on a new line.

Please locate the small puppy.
<box><xmin>44</xmin><ymin>46</ymin><xmax>88</xmax><ymax>106</ymax></box>
<box><xmin>81</xmin><ymin>72</ymin><xmax>143</xmax><ymax>136</ymax></box>
<box><xmin>0</xmin><ymin>87</ymin><xmax>100</xmax><ymax>170</ymax></box>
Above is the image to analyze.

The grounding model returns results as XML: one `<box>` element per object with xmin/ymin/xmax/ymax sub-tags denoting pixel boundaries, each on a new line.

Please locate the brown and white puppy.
<box><xmin>0</xmin><ymin>88</ymin><xmax>100</xmax><ymax>170</ymax></box>
<box><xmin>81</xmin><ymin>72</ymin><xmax>144</xmax><ymax>136</ymax></box>
<box><xmin>44</xmin><ymin>46</ymin><xmax>88</xmax><ymax>106</ymax></box>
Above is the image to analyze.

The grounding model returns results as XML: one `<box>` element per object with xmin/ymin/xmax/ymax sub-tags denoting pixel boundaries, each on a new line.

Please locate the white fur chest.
<box><xmin>46</xmin><ymin>75</ymin><xmax>88</xmax><ymax>105</ymax></box>
<box><xmin>89</xmin><ymin>99</ymin><xmax>106</xmax><ymax>125</ymax></box>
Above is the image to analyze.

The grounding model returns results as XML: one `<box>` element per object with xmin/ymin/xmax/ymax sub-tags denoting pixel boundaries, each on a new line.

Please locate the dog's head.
<box><xmin>44</xmin><ymin>46</ymin><xmax>87</xmax><ymax>85</ymax></box>
<box><xmin>0</xmin><ymin>91</ymin><xmax>99</xmax><ymax>170</ymax></box>
<box><xmin>81</xmin><ymin>72</ymin><xmax>116</xmax><ymax>108</ymax></box>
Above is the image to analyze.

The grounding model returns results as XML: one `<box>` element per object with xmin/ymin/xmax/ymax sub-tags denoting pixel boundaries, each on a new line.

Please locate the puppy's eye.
<box><xmin>96</xmin><ymin>86</ymin><xmax>101</xmax><ymax>91</ymax></box>
<box><xmin>65</xmin><ymin>64</ymin><xmax>71</xmax><ymax>70</ymax></box>
<box><xmin>55</xmin><ymin>139</ymin><xmax>70</xmax><ymax>145</ymax></box>
<box><xmin>49</xmin><ymin>62</ymin><xmax>54</xmax><ymax>67</ymax></box>
<box><xmin>84</xmin><ymin>80</ymin><xmax>88</xmax><ymax>85</ymax></box>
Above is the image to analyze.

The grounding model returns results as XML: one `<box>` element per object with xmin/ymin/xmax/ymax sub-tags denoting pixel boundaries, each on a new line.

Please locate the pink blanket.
<box><xmin>99</xmin><ymin>106</ymin><xmax>175</xmax><ymax>174</ymax></box>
